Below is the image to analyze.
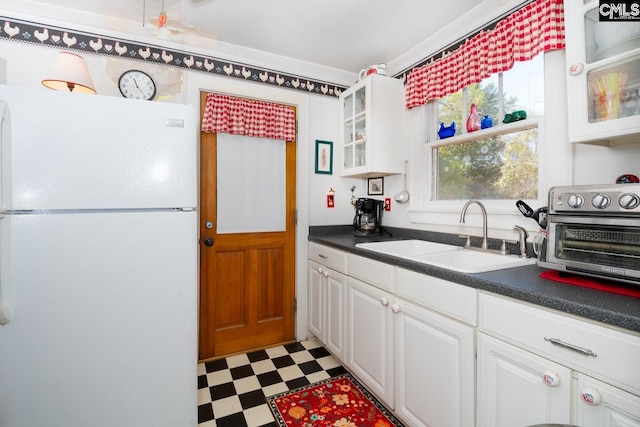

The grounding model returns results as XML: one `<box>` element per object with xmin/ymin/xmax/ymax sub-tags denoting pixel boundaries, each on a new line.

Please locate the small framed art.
<box><xmin>367</xmin><ymin>177</ymin><xmax>384</xmax><ymax>195</ymax></box>
<box><xmin>315</xmin><ymin>140</ymin><xmax>333</xmax><ymax>174</ymax></box>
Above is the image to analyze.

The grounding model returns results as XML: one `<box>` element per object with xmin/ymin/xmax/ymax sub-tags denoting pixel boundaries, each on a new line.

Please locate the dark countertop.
<box><xmin>308</xmin><ymin>227</ymin><xmax>640</xmax><ymax>333</ymax></box>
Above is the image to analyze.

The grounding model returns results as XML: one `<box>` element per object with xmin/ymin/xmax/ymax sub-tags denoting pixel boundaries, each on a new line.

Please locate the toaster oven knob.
<box><xmin>619</xmin><ymin>193</ymin><xmax>640</xmax><ymax>209</ymax></box>
<box><xmin>566</xmin><ymin>194</ymin><xmax>584</xmax><ymax>208</ymax></box>
<box><xmin>591</xmin><ymin>193</ymin><xmax>610</xmax><ymax>209</ymax></box>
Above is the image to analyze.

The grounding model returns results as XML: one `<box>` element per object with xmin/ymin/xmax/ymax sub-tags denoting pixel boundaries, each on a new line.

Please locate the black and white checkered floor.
<box><xmin>197</xmin><ymin>339</ymin><xmax>348</xmax><ymax>427</ymax></box>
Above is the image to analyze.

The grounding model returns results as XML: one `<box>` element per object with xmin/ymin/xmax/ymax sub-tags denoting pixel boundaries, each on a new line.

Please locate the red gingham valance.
<box><xmin>201</xmin><ymin>93</ymin><xmax>296</xmax><ymax>141</ymax></box>
<box><xmin>405</xmin><ymin>0</ymin><xmax>565</xmax><ymax>109</ymax></box>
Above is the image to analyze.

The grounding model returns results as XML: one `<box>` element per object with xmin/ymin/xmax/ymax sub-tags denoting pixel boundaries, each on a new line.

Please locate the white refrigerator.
<box><xmin>0</xmin><ymin>85</ymin><xmax>198</xmax><ymax>426</ymax></box>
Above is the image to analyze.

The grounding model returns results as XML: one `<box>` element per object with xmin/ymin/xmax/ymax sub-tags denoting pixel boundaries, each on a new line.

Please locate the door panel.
<box><xmin>198</xmin><ymin>92</ymin><xmax>296</xmax><ymax>360</ymax></box>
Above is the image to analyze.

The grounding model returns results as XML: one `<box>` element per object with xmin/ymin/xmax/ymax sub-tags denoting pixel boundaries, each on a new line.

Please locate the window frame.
<box><xmin>406</xmin><ymin>53</ymin><xmax>556</xmax><ymax>236</ymax></box>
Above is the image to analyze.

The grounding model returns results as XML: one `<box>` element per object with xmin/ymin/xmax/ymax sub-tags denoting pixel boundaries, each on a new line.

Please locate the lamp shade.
<box><xmin>41</xmin><ymin>51</ymin><xmax>96</xmax><ymax>94</ymax></box>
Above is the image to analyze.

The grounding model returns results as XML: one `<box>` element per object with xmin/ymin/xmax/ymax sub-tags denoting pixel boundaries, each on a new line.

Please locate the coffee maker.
<box><xmin>353</xmin><ymin>198</ymin><xmax>384</xmax><ymax>236</ymax></box>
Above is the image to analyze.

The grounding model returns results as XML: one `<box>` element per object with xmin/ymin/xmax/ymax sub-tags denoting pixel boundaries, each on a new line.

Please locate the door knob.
<box><xmin>204</xmin><ymin>237</ymin><xmax>214</xmax><ymax>246</ymax></box>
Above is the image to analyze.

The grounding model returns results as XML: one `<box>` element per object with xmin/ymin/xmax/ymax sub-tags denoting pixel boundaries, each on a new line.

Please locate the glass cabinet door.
<box><xmin>587</xmin><ymin>56</ymin><xmax>640</xmax><ymax>122</ymax></box>
<box><xmin>343</xmin><ymin>85</ymin><xmax>367</xmax><ymax>170</ymax></box>
<box><xmin>584</xmin><ymin>8</ymin><xmax>640</xmax><ymax>124</ymax></box>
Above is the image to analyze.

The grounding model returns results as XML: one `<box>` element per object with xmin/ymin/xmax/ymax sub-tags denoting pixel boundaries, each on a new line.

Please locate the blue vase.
<box><xmin>481</xmin><ymin>115</ymin><xmax>493</xmax><ymax>129</ymax></box>
<box><xmin>438</xmin><ymin>122</ymin><xmax>456</xmax><ymax>139</ymax></box>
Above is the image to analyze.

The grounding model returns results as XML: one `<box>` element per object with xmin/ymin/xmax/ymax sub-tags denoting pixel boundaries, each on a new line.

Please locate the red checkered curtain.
<box><xmin>405</xmin><ymin>0</ymin><xmax>565</xmax><ymax>108</ymax></box>
<box><xmin>201</xmin><ymin>93</ymin><xmax>296</xmax><ymax>141</ymax></box>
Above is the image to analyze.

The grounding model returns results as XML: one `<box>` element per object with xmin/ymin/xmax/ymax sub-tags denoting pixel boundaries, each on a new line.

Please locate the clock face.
<box><xmin>118</xmin><ymin>70</ymin><xmax>156</xmax><ymax>100</ymax></box>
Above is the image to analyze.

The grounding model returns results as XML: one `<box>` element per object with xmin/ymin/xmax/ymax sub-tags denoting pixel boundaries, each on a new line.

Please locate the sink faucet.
<box><xmin>459</xmin><ymin>200</ymin><xmax>488</xmax><ymax>250</ymax></box>
<box><xmin>513</xmin><ymin>225</ymin><xmax>529</xmax><ymax>258</ymax></box>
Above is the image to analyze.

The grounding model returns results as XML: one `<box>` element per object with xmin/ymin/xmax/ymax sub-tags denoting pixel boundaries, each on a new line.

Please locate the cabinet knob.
<box><xmin>542</xmin><ymin>370</ymin><xmax>561</xmax><ymax>387</ymax></box>
<box><xmin>391</xmin><ymin>303</ymin><xmax>401</xmax><ymax>313</ymax></box>
<box><xmin>323</xmin><ymin>271</ymin><xmax>329</xmax><ymax>278</ymax></box>
<box><xmin>380</xmin><ymin>297</ymin><xmax>389</xmax><ymax>306</ymax></box>
<box><xmin>581</xmin><ymin>388</ymin><xmax>602</xmax><ymax>406</ymax></box>
<box><xmin>569</xmin><ymin>62</ymin><xmax>584</xmax><ymax>76</ymax></box>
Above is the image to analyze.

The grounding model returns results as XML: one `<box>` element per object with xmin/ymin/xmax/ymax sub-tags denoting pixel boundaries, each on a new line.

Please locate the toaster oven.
<box><xmin>538</xmin><ymin>184</ymin><xmax>640</xmax><ymax>285</ymax></box>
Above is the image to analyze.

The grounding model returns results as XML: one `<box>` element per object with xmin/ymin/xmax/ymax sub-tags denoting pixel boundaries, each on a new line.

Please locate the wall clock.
<box><xmin>118</xmin><ymin>70</ymin><xmax>156</xmax><ymax>100</ymax></box>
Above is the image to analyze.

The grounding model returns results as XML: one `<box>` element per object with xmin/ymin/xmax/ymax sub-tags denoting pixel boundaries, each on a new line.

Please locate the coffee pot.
<box><xmin>353</xmin><ymin>198</ymin><xmax>384</xmax><ymax>236</ymax></box>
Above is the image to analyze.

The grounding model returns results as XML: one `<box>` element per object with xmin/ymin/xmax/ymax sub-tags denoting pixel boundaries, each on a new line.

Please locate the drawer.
<box><xmin>308</xmin><ymin>242</ymin><xmax>347</xmax><ymax>274</ymax></box>
<box><xmin>479</xmin><ymin>292</ymin><xmax>640</xmax><ymax>396</ymax></box>
<box><xmin>396</xmin><ymin>268</ymin><xmax>477</xmax><ymax>326</ymax></box>
<box><xmin>348</xmin><ymin>253</ymin><xmax>394</xmax><ymax>292</ymax></box>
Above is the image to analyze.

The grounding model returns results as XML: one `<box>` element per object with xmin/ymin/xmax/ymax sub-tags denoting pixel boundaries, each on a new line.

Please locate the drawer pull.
<box><xmin>544</xmin><ymin>337</ymin><xmax>597</xmax><ymax>357</ymax></box>
<box><xmin>318</xmin><ymin>254</ymin><xmax>328</xmax><ymax>259</ymax></box>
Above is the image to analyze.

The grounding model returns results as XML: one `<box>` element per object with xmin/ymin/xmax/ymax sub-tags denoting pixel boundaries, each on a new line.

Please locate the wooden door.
<box><xmin>198</xmin><ymin>92</ymin><xmax>296</xmax><ymax>360</ymax></box>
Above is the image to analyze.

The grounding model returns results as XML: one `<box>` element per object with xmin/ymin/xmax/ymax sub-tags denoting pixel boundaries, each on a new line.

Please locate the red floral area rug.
<box><xmin>266</xmin><ymin>373</ymin><xmax>405</xmax><ymax>427</ymax></box>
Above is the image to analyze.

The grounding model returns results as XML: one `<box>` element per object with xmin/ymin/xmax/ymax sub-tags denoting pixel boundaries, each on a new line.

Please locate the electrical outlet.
<box><xmin>384</xmin><ymin>198</ymin><xmax>391</xmax><ymax>211</ymax></box>
<box><xmin>327</xmin><ymin>194</ymin><xmax>334</xmax><ymax>208</ymax></box>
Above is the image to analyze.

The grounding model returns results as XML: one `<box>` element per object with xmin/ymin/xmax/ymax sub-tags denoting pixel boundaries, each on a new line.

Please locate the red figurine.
<box><xmin>466</xmin><ymin>103</ymin><xmax>481</xmax><ymax>132</ymax></box>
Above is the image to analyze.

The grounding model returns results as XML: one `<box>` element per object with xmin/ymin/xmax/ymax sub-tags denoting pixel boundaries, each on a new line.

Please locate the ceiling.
<box><xmin>4</xmin><ymin>0</ymin><xmax>484</xmax><ymax>74</ymax></box>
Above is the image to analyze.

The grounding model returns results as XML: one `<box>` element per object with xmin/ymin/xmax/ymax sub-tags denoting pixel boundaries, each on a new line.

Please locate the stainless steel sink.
<box><xmin>355</xmin><ymin>239</ymin><xmax>535</xmax><ymax>273</ymax></box>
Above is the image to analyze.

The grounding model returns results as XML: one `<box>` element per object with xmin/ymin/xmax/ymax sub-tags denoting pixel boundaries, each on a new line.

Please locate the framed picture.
<box><xmin>314</xmin><ymin>140</ymin><xmax>333</xmax><ymax>174</ymax></box>
<box><xmin>367</xmin><ymin>177</ymin><xmax>384</xmax><ymax>195</ymax></box>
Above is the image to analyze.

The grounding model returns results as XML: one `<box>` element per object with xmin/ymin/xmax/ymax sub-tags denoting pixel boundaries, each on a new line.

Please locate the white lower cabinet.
<box><xmin>394</xmin><ymin>296</ymin><xmax>475</xmax><ymax>427</ymax></box>
<box><xmin>308</xmin><ymin>260</ymin><xmax>347</xmax><ymax>362</ymax></box>
<box><xmin>346</xmin><ymin>276</ymin><xmax>395</xmax><ymax>407</ymax></box>
<box><xmin>309</xmin><ymin>243</ymin><xmax>640</xmax><ymax>427</ymax></box>
<box><xmin>478</xmin><ymin>292</ymin><xmax>640</xmax><ymax>427</ymax></box>
<box><xmin>477</xmin><ymin>333</ymin><xmax>572</xmax><ymax>426</ymax></box>
<box><xmin>308</xmin><ymin>243</ymin><xmax>348</xmax><ymax>363</ymax></box>
<box><xmin>576</xmin><ymin>374</ymin><xmax>640</xmax><ymax>427</ymax></box>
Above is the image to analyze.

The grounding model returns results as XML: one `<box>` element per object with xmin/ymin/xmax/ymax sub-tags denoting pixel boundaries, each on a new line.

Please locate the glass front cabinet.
<box><xmin>340</xmin><ymin>74</ymin><xmax>404</xmax><ymax>177</ymax></box>
<box><xmin>564</xmin><ymin>0</ymin><xmax>640</xmax><ymax>144</ymax></box>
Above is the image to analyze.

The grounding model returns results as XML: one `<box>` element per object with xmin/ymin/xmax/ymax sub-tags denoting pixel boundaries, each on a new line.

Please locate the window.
<box><xmin>432</xmin><ymin>54</ymin><xmax>544</xmax><ymax>201</ymax></box>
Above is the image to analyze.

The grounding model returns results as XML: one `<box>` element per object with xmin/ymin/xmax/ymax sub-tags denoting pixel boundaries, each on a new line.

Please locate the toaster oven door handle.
<box><xmin>544</xmin><ymin>337</ymin><xmax>598</xmax><ymax>357</ymax></box>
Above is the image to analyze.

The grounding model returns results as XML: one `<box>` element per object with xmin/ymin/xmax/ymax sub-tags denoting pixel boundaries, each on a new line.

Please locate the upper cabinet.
<box><xmin>340</xmin><ymin>75</ymin><xmax>405</xmax><ymax>177</ymax></box>
<box><xmin>564</xmin><ymin>0</ymin><xmax>640</xmax><ymax>144</ymax></box>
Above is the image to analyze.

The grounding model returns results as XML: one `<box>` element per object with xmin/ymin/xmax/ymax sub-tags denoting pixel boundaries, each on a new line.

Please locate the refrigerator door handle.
<box><xmin>0</xmin><ymin>213</ymin><xmax>9</xmax><ymax>325</ymax></box>
<box><xmin>0</xmin><ymin>300</ymin><xmax>9</xmax><ymax>325</ymax></box>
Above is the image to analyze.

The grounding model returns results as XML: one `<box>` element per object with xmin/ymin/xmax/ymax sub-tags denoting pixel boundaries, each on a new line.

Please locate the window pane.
<box><xmin>503</xmin><ymin>54</ymin><xmax>545</xmax><ymax>116</ymax></box>
<box><xmin>437</xmin><ymin>74</ymin><xmax>500</xmax><ymax>137</ymax></box>
<box><xmin>217</xmin><ymin>134</ymin><xmax>286</xmax><ymax>233</ymax></box>
<box><xmin>434</xmin><ymin>128</ymin><xmax>538</xmax><ymax>200</ymax></box>
<box><xmin>467</xmin><ymin>75</ymin><xmax>500</xmax><ymax>128</ymax></box>
<box><xmin>437</xmin><ymin>89</ymin><xmax>463</xmax><ymax>137</ymax></box>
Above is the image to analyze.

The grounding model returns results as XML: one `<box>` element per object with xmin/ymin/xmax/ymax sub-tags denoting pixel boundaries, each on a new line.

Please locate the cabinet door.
<box><xmin>394</xmin><ymin>299</ymin><xmax>475</xmax><ymax>427</ymax></box>
<box><xmin>347</xmin><ymin>277</ymin><xmax>394</xmax><ymax>407</ymax></box>
<box><xmin>564</xmin><ymin>0</ymin><xmax>640</xmax><ymax>143</ymax></box>
<box><xmin>308</xmin><ymin>260</ymin><xmax>347</xmax><ymax>362</ymax></box>
<box><xmin>308</xmin><ymin>261</ymin><xmax>325</xmax><ymax>342</ymax></box>
<box><xmin>324</xmin><ymin>268</ymin><xmax>347</xmax><ymax>362</ymax></box>
<box><xmin>577</xmin><ymin>374</ymin><xmax>640</xmax><ymax>427</ymax></box>
<box><xmin>477</xmin><ymin>333</ymin><xmax>572</xmax><ymax>427</ymax></box>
